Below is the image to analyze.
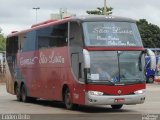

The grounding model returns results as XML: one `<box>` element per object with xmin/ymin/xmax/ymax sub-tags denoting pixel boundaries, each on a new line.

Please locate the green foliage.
<box><xmin>137</xmin><ymin>19</ymin><xmax>160</xmax><ymax>48</ymax></box>
<box><xmin>0</xmin><ymin>32</ymin><xmax>6</xmax><ymax>51</ymax></box>
<box><xmin>86</xmin><ymin>7</ymin><xmax>113</xmax><ymax>15</ymax></box>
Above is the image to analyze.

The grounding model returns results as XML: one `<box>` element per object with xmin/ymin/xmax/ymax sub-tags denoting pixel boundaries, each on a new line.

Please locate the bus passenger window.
<box><xmin>18</xmin><ymin>34</ymin><xmax>25</xmax><ymax>52</ymax></box>
<box><xmin>70</xmin><ymin>22</ymin><xmax>83</xmax><ymax>47</ymax></box>
<box><xmin>37</xmin><ymin>26</ymin><xmax>53</xmax><ymax>49</ymax></box>
<box><xmin>51</xmin><ymin>28</ymin><xmax>67</xmax><ymax>47</ymax></box>
<box><xmin>6</xmin><ymin>36</ymin><xmax>18</xmax><ymax>76</ymax></box>
<box><xmin>37</xmin><ymin>23</ymin><xmax>68</xmax><ymax>49</ymax></box>
<box><xmin>38</xmin><ymin>37</ymin><xmax>50</xmax><ymax>49</ymax></box>
<box><xmin>22</xmin><ymin>31</ymin><xmax>36</xmax><ymax>52</ymax></box>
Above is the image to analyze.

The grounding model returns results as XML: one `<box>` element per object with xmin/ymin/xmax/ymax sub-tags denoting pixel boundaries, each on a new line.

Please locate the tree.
<box><xmin>0</xmin><ymin>30</ymin><xmax>6</xmax><ymax>51</ymax></box>
<box><xmin>137</xmin><ymin>19</ymin><xmax>160</xmax><ymax>48</ymax></box>
<box><xmin>86</xmin><ymin>7</ymin><xmax>113</xmax><ymax>15</ymax></box>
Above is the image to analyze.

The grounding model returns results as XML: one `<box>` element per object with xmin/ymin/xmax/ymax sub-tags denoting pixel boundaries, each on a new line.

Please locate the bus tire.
<box><xmin>64</xmin><ymin>88</ymin><xmax>77</xmax><ymax>110</ymax></box>
<box><xmin>111</xmin><ymin>105</ymin><xmax>123</xmax><ymax>109</ymax></box>
<box><xmin>15</xmin><ymin>84</ymin><xmax>22</xmax><ymax>101</ymax></box>
<box><xmin>147</xmin><ymin>76</ymin><xmax>154</xmax><ymax>83</ymax></box>
<box><xmin>21</xmin><ymin>84</ymin><xmax>29</xmax><ymax>102</ymax></box>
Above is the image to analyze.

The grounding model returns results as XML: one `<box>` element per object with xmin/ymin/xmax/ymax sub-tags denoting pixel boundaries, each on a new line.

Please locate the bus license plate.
<box><xmin>114</xmin><ymin>98</ymin><xmax>125</xmax><ymax>103</ymax></box>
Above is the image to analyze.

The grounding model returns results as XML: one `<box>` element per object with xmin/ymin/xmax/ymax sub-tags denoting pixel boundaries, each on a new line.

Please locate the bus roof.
<box><xmin>75</xmin><ymin>15</ymin><xmax>135</xmax><ymax>22</ymax></box>
<box><xmin>7</xmin><ymin>15</ymin><xmax>136</xmax><ymax>38</ymax></box>
<box><xmin>145</xmin><ymin>48</ymin><xmax>160</xmax><ymax>51</ymax></box>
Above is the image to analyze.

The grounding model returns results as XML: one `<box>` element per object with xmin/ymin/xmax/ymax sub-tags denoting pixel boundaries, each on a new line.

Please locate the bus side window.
<box><xmin>37</xmin><ymin>23</ymin><xmax>68</xmax><ymax>49</ymax></box>
<box><xmin>6</xmin><ymin>36</ymin><xmax>18</xmax><ymax>55</ymax></box>
<box><xmin>6</xmin><ymin>36</ymin><xmax>18</xmax><ymax>76</ymax></box>
<box><xmin>69</xmin><ymin>22</ymin><xmax>83</xmax><ymax>47</ymax></box>
<box><xmin>38</xmin><ymin>36</ymin><xmax>50</xmax><ymax>49</ymax></box>
<box><xmin>18</xmin><ymin>34</ymin><xmax>25</xmax><ymax>52</ymax></box>
<box><xmin>22</xmin><ymin>31</ymin><xmax>36</xmax><ymax>52</ymax></box>
<box><xmin>51</xmin><ymin>23</ymin><xmax>68</xmax><ymax>47</ymax></box>
<box><xmin>37</xmin><ymin>27</ymin><xmax>52</xmax><ymax>49</ymax></box>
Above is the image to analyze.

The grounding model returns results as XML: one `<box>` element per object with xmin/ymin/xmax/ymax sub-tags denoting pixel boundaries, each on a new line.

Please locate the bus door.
<box><xmin>69</xmin><ymin>21</ymin><xmax>85</xmax><ymax>104</ymax></box>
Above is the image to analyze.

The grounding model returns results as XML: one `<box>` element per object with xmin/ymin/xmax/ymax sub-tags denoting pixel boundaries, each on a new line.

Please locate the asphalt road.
<box><xmin>0</xmin><ymin>83</ymin><xmax>160</xmax><ymax>120</ymax></box>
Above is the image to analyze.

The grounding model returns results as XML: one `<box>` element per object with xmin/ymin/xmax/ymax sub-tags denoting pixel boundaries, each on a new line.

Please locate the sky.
<box><xmin>0</xmin><ymin>0</ymin><xmax>160</xmax><ymax>36</ymax></box>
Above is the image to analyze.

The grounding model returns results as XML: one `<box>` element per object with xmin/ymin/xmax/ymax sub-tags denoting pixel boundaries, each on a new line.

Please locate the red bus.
<box><xmin>6</xmin><ymin>15</ymin><xmax>155</xmax><ymax>110</ymax></box>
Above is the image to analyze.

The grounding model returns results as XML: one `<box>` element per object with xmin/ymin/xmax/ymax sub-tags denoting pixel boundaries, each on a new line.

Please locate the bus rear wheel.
<box><xmin>21</xmin><ymin>84</ymin><xmax>29</xmax><ymax>102</ymax></box>
<box><xmin>111</xmin><ymin>105</ymin><xmax>123</xmax><ymax>109</ymax></box>
<box><xmin>64</xmin><ymin>88</ymin><xmax>77</xmax><ymax>110</ymax></box>
<box><xmin>15</xmin><ymin>85</ymin><xmax>22</xmax><ymax>101</ymax></box>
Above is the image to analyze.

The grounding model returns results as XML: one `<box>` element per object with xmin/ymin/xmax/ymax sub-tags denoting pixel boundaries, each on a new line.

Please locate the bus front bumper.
<box><xmin>85</xmin><ymin>92</ymin><xmax>145</xmax><ymax>105</ymax></box>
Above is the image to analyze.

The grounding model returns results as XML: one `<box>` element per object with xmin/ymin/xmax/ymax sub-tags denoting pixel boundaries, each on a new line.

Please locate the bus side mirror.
<box><xmin>146</xmin><ymin>49</ymin><xmax>156</xmax><ymax>70</ymax></box>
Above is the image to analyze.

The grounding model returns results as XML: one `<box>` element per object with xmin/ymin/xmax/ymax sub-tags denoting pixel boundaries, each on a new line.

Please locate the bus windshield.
<box><xmin>83</xmin><ymin>22</ymin><xmax>143</xmax><ymax>47</ymax></box>
<box><xmin>88</xmin><ymin>51</ymin><xmax>145</xmax><ymax>84</ymax></box>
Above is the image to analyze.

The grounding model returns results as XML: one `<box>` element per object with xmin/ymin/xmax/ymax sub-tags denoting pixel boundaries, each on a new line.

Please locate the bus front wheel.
<box><xmin>111</xmin><ymin>105</ymin><xmax>123</xmax><ymax>109</ymax></box>
<box><xmin>64</xmin><ymin>88</ymin><xmax>77</xmax><ymax>110</ymax></box>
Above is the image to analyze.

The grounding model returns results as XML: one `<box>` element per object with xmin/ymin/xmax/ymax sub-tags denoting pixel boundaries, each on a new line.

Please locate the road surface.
<box><xmin>0</xmin><ymin>83</ymin><xmax>160</xmax><ymax>120</ymax></box>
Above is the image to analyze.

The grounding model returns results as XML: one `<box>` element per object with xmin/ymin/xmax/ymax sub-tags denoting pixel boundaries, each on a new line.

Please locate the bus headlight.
<box><xmin>88</xmin><ymin>91</ymin><xmax>104</xmax><ymax>96</ymax></box>
<box><xmin>134</xmin><ymin>89</ymin><xmax>146</xmax><ymax>94</ymax></box>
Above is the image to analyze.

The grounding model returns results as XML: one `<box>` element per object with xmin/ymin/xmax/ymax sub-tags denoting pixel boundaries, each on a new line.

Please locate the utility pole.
<box><xmin>33</xmin><ymin>7</ymin><xmax>40</xmax><ymax>23</ymax></box>
<box><xmin>104</xmin><ymin>0</ymin><xmax>107</xmax><ymax>15</ymax></box>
